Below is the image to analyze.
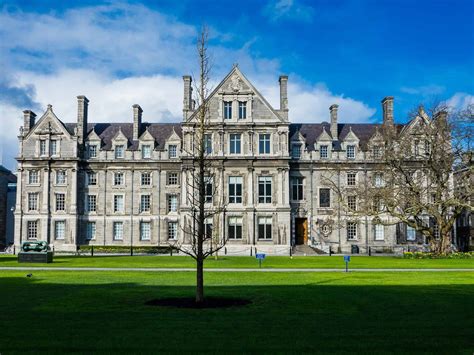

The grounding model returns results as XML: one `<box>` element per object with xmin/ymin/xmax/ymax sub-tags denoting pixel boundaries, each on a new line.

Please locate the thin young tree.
<box><xmin>170</xmin><ymin>26</ymin><xmax>227</xmax><ymax>303</ymax></box>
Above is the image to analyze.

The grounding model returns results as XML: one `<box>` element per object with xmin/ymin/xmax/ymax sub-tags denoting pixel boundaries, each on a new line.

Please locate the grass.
<box><xmin>1</xmin><ymin>254</ymin><xmax>473</xmax><ymax>269</ymax></box>
<box><xmin>0</xmin><ymin>270</ymin><xmax>473</xmax><ymax>354</ymax></box>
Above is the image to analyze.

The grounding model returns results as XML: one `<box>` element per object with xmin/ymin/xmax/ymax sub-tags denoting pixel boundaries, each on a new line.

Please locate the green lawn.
<box><xmin>1</xmin><ymin>254</ymin><xmax>473</xmax><ymax>269</ymax></box>
<box><xmin>0</xmin><ymin>270</ymin><xmax>472</xmax><ymax>354</ymax></box>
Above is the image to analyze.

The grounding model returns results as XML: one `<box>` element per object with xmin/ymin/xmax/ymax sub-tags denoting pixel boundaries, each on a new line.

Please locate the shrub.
<box><xmin>77</xmin><ymin>245</ymin><xmax>175</xmax><ymax>254</ymax></box>
<box><xmin>403</xmin><ymin>251</ymin><xmax>474</xmax><ymax>259</ymax></box>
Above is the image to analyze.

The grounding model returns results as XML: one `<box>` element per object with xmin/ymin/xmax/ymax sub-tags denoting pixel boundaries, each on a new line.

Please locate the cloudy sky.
<box><xmin>1</xmin><ymin>0</ymin><xmax>473</xmax><ymax>170</ymax></box>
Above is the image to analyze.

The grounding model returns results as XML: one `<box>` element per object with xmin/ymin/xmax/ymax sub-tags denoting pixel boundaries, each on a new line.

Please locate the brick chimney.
<box><xmin>382</xmin><ymin>96</ymin><xmax>394</xmax><ymax>126</ymax></box>
<box><xmin>22</xmin><ymin>110</ymin><xmax>37</xmax><ymax>134</ymax></box>
<box><xmin>279</xmin><ymin>75</ymin><xmax>288</xmax><ymax>120</ymax></box>
<box><xmin>77</xmin><ymin>95</ymin><xmax>89</xmax><ymax>146</ymax></box>
<box><xmin>183</xmin><ymin>75</ymin><xmax>192</xmax><ymax>119</ymax></box>
<box><xmin>133</xmin><ymin>104</ymin><xmax>143</xmax><ymax>140</ymax></box>
<box><xmin>329</xmin><ymin>104</ymin><xmax>339</xmax><ymax>140</ymax></box>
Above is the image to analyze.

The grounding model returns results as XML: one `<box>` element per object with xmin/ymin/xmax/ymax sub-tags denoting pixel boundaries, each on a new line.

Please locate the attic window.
<box><xmin>320</xmin><ymin>145</ymin><xmax>328</xmax><ymax>159</ymax></box>
<box><xmin>347</xmin><ymin>145</ymin><xmax>355</xmax><ymax>159</ymax></box>
<box><xmin>169</xmin><ymin>145</ymin><xmax>177</xmax><ymax>158</ymax></box>
<box><xmin>88</xmin><ymin>145</ymin><xmax>98</xmax><ymax>158</ymax></box>
<box><xmin>142</xmin><ymin>145</ymin><xmax>151</xmax><ymax>159</ymax></box>
<box><xmin>115</xmin><ymin>145</ymin><xmax>124</xmax><ymax>158</ymax></box>
<box><xmin>224</xmin><ymin>101</ymin><xmax>232</xmax><ymax>119</ymax></box>
<box><xmin>292</xmin><ymin>144</ymin><xmax>301</xmax><ymax>158</ymax></box>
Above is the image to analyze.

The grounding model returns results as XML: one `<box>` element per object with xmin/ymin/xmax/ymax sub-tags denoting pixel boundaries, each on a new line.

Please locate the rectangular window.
<box><xmin>141</xmin><ymin>172</ymin><xmax>151</xmax><ymax>186</ymax></box>
<box><xmin>424</xmin><ymin>140</ymin><xmax>431</xmax><ymax>156</ymax></box>
<box><xmin>56</xmin><ymin>193</ymin><xmax>65</xmax><ymax>211</ymax></box>
<box><xmin>204</xmin><ymin>134</ymin><xmax>212</xmax><ymax>154</ymax></box>
<box><xmin>88</xmin><ymin>144</ymin><xmax>97</xmax><ymax>158</ymax></box>
<box><xmin>347</xmin><ymin>145</ymin><xmax>355</xmax><ymax>159</ymax></box>
<box><xmin>168</xmin><ymin>221</ymin><xmax>178</xmax><ymax>240</ymax></box>
<box><xmin>167</xmin><ymin>172</ymin><xmax>178</xmax><ymax>185</ymax></box>
<box><xmin>40</xmin><ymin>140</ymin><xmax>47</xmax><ymax>156</ymax></box>
<box><xmin>87</xmin><ymin>195</ymin><xmax>97</xmax><ymax>212</ymax></box>
<box><xmin>319</xmin><ymin>188</ymin><xmax>330</xmax><ymax>208</ymax></box>
<box><xmin>28</xmin><ymin>193</ymin><xmax>38</xmax><ymax>211</ymax></box>
<box><xmin>347</xmin><ymin>222</ymin><xmax>357</xmax><ymax>240</ymax></box>
<box><xmin>168</xmin><ymin>145</ymin><xmax>177</xmax><ymax>158</ymax></box>
<box><xmin>374</xmin><ymin>224</ymin><xmax>384</xmax><ymax>241</ymax></box>
<box><xmin>140</xmin><ymin>195</ymin><xmax>151</xmax><ymax>212</ymax></box>
<box><xmin>50</xmin><ymin>140</ymin><xmax>58</xmax><ymax>156</ymax></box>
<box><xmin>56</xmin><ymin>170</ymin><xmax>67</xmax><ymax>185</ymax></box>
<box><xmin>347</xmin><ymin>195</ymin><xmax>357</xmax><ymax>211</ymax></box>
<box><xmin>407</xmin><ymin>225</ymin><xmax>416</xmax><ymax>241</ymax></box>
<box><xmin>228</xmin><ymin>176</ymin><xmax>243</xmax><ymax>203</ymax></box>
<box><xmin>292</xmin><ymin>144</ymin><xmax>301</xmax><ymax>158</ymax></box>
<box><xmin>347</xmin><ymin>173</ymin><xmax>356</xmax><ymax>186</ymax></box>
<box><xmin>414</xmin><ymin>140</ymin><xmax>419</xmax><ymax>156</ymax></box>
<box><xmin>374</xmin><ymin>173</ymin><xmax>384</xmax><ymax>187</ymax></box>
<box><xmin>238</xmin><ymin>101</ymin><xmax>247</xmax><ymax>119</ymax></box>
<box><xmin>258</xmin><ymin>216</ymin><xmax>272</xmax><ymax>240</ymax></box>
<box><xmin>114</xmin><ymin>195</ymin><xmax>124</xmax><ymax>213</ymax></box>
<box><xmin>205</xmin><ymin>176</ymin><xmax>213</xmax><ymax>203</ymax></box>
<box><xmin>229</xmin><ymin>134</ymin><xmax>241</xmax><ymax>154</ymax></box>
<box><xmin>55</xmin><ymin>221</ymin><xmax>65</xmax><ymax>240</ymax></box>
<box><xmin>115</xmin><ymin>145</ymin><xmax>124</xmax><ymax>159</ymax></box>
<box><xmin>140</xmin><ymin>222</ymin><xmax>151</xmax><ymax>241</ymax></box>
<box><xmin>86</xmin><ymin>222</ymin><xmax>96</xmax><ymax>240</ymax></box>
<box><xmin>258</xmin><ymin>176</ymin><xmax>272</xmax><ymax>204</ymax></box>
<box><xmin>168</xmin><ymin>195</ymin><xmax>178</xmax><ymax>213</ymax></box>
<box><xmin>224</xmin><ymin>101</ymin><xmax>232</xmax><ymax>119</ymax></box>
<box><xmin>259</xmin><ymin>134</ymin><xmax>271</xmax><ymax>154</ymax></box>
<box><xmin>320</xmin><ymin>145</ymin><xmax>328</xmax><ymax>159</ymax></box>
<box><xmin>373</xmin><ymin>146</ymin><xmax>381</xmax><ymax>159</ymax></box>
<box><xmin>205</xmin><ymin>218</ymin><xmax>213</xmax><ymax>239</ymax></box>
<box><xmin>228</xmin><ymin>217</ymin><xmax>242</xmax><ymax>239</ymax></box>
<box><xmin>291</xmin><ymin>177</ymin><xmax>304</xmax><ymax>201</ymax></box>
<box><xmin>114</xmin><ymin>172</ymin><xmax>124</xmax><ymax>186</ymax></box>
<box><xmin>142</xmin><ymin>145</ymin><xmax>151</xmax><ymax>159</ymax></box>
<box><xmin>27</xmin><ymin>221</ymin><xmax>38</xmax><ymax>239</ymax></box>
<box><xmin>86</xmin><ymin>171</ymin><xmax>97</xmax><ymax>186</ymax></box>
<box><xmin>28</xmin><ymin>171</ymin><xmax>39</xmax><ymax>184</ymax></box>
<box><xmin>113</xmin><ymin>222</ymin><xmax>123</xmax><ymax>240</ymax></box>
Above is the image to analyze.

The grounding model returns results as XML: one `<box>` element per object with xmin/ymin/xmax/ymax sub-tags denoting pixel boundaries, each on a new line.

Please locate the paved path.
<box><xmin>0</xmin><ymin>267</ymin><xmax>472</xmax><ymax>272</ymax></box>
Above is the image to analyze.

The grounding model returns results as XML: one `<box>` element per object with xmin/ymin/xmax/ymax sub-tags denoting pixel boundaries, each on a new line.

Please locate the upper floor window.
<box><xmin>27</xmin><ymin>221</ymin><xmax>38</xmax><ymax>240</ymax></box>
<box><xmin>114</xmin><ymin>195</ymin><xmax>124</xmax><ymax>213</ymax></box>
<box><xmin>407</xmin><ymin>225</ymin><xmax>416</xmax><ymax>241</ymax></box>
<box><xmin>228</xmin><ymin>176</ymin><xmax>243</xmax><ymax>203</ymax></box>
<box><xmin>224</xmin><ymin>101</ymin><xmax>232</xmax><ymax>119</ymax></box>
<box><xmin>28</xmin><ymin>170</ymin><xmax>39</xmax><ymax>184</ymax></box>
<box><xmin>373</xmin><ymin>146</ymin><xmax>382</xmax><ymax>159</ymax></box>
<box><xmin>259</xmin><ymin>134</ymin><xmax>271</xmax><ymax>154</ymax></box>
<box><xmin>141</xmin><ymin>172</ymin><xmax>151</xmax><ymax>186</ymax></box>
<box><xmin>205</xmin><ymin>218</ymin><xmax>213</xmax><ymax>239</ymax></box>
<box><xmin>167</xmin><ymin>172</ymin><xmax>179</xmax><ymax>185</ymax></box>
<box><xmin>319</xmin><ymin>188</ymin><xmax>331</xmax><ymax>208</ymax></box>
<box><xmin>86</xmin><ymin>171</ymin><xmax>97</xmax><ymax>186</ymax></box>
<box><xmin>374</xmin><ymin>224</ymin><xmax>384</xmax><ymax>241</ymax></box>
<box><xmin>238</xmin><ymin>101</ymin><xmax>247</xmax><ymax>119</ymax></box>
<box><xmin>258</xmin><ymin>176</ymin><xmax>272</xmax><ymax>204</ymax></box>
<box><xmin>347</xmin><ymin>145</ymin><xmax>355</xmax><ymax>159</ymax></box>
<box><xmin>374</xmin><ymin>173</ymin><xmax>384</xmax><ymax>187</ymax></box>
<box><xmin>115</xmin><ymin>145</ymin><xmax>124</xmax><ymax>159</ymax></box>
<box><xmin>40</xmin><ymin>140</ymin><xmax>47</xmax><ymax>156</ymax></box>
<box><xmin>228</xmin><ymin>217</ymin><xmax>242</xmax><ymax>239</ymax></box>
<box><xmin>258</xmin><ymin>217</ymin><xmax>272</xmax><ymax>240</ymax></box>
<box><xmin>114</xmin><ymin>172</ymin><xmax>124</xmax><ymax>186</ymax></box>
<box><xmin>56</xmin><ymin>170</ymin><xmax>67</xmax><ymax>185</ymax></box>
<box><xmin>347</xmin><ymin>222</ymin><xmax>357</xmax><ymax>240</ymax></box>
<box><xmin>320</xmin><ymin>145</ymin><xmax>328</xmax><ymax>159</ymax></box>
<box><xmin>347</xmin><ymin>195</ymin><xmax>357</xmax><ymax>211</ymax></box>
<box><xmin>86</xmin><ymin>195</ymin><xmax>97</xmax><ymax>212</ymax></box>
<box><xmin>204</xmin><ymin>134</ymin><xmax>212</xmax><ymax>154</ymax></box>
<box><xmin>88</xmin><ymin>144</ymin><xmax>98</xmax><ymax>158</ymax></box>
<box><xmin>229</xmin><ymin>134</ymin><xmax>241</xmax><ymax>154</ymax></box>
<box><xmin>168</xmin><ymin>145</ymin><xmax>177</xmax><ymax>159</ymax></box>
<box><xmin>168</xmin><ymin>221</ymin><xmax>178</xmax><ymax>240</ymax></box>
<box><xmin>50</xmin><ymin>140</ymin><xmax>58</xmax><ymax>156</ymax></box>
<box><xmin>167</xmin><ymin>194</ymin><xmax>178</xmax><ymax>213</ymax></box>
<box><xmin>55</xmin><ymin>193</ymin><xmax>65</xmax><ymax>211</ymax></box>
<box><xmin>28</xmin><ymin>193</ymin><xmax>38</xmax><ymax>211</ymax></box>
<box><xmin>140</xmin><ymin>195</ymin><xmax>151</xmax><ymax>213</ymax></box>
<box><xmin>142</xmin><ymin>145</ymin><xmax>151</xmax><ymax>159</ymax></box>
<box><xmin>414</xmin><ymin>140</ymin><xmax>420</xmax><ymax>156</ymax></box>
<box><xmin>424</xmin><ymin>140</ymin><xmax>431</xmax><ymax>156</ymax></box>
<box><xmin>292</xmin><ymin>144</ymin><xmax>301</xmax><ymax>159</ymax></box>
<box><xmin>347</xmin><ymin>173</ymin><xmax>356</xmax><ymax>186</ymax></box>
<box><xmin>291</xmin><ymin>177</ymin><xmax>304</xmax><ymax>201</ymax></box>
<box><xmin>205</xmin><ymin>176</ymin><xmax>213</xmax><ymax>203</ymax></box>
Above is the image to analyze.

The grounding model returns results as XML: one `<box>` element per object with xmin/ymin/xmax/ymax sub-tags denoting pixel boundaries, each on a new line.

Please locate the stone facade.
<box><xmin>14</xmin><ymin>67</ymin><xmax>429</xmax><ymax>254</ymax></box>
<box><xmin>0</xmin><ymin>165</ymin><xmax>16</xmax><ymax>248</ymax></box>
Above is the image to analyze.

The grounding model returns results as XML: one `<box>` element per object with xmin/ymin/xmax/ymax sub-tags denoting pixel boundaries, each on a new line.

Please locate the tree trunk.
<box><xmin>196</xmin><ymin>257</ymin><xmax>204</xmax><ymax>303</ymax></box>
<box><xmin>440</xmin><ymin>231</ymin><xmax>452</xmax><ymax>255</ymax></box>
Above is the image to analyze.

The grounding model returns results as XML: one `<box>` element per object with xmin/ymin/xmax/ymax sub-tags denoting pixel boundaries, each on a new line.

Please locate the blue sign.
<box><xmin>344</xmin><ymin>255</ymin><xmax>351</xmax><ymax>262</ymax></box>
<box><xmin>256</xmin><ymin>253</ymin><xmax>266</xmax><ymax>260</ymax></box>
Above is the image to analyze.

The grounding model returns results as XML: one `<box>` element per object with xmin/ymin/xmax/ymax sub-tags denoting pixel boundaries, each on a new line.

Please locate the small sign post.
<box><xmin>256</xmin><ymin>253</ymin><xmax>266</xmax><ymax>268</ymax></box>
<box><xmin>343</xmin><ymin>255</ymin><xmax>351</xmax><ymax>272</ymax></box>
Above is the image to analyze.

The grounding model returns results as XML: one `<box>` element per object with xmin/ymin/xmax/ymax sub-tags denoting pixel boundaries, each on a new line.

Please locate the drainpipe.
<box><xmin>337</xmin><ymin>169</ymin><xmax>341</xmax><ymax>251</ymax></box>
<box><xmin>364</xmin><ymin>162</ymin><xmax>369</xmax><ymax>254</ymax></box>
<box><xmin>103</xmin><ymin>168</ymin><xmax>107</xmax><ymax>246</ymax></box>
<box><xmin>130</xmin><ymin>168</ymin><xmax>134</xmax><ymax>252</ymax></box>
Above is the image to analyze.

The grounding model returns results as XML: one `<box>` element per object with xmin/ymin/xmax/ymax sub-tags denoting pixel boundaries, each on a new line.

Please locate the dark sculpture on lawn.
<box><xmin>18</xmin><ymin>241</ymin><xmax>53</xmax><ymax>263</ymax></box>
<box><xmin>21</xmin><ymin>241</ymin><xmax>49</xmax><ymax>253</ymax></box>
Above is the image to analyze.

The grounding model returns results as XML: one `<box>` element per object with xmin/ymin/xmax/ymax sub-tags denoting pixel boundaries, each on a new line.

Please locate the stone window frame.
<box><xmin>347</xmin><ymin>195</ymin><xmax>357</xmax><ymax>211</ymax></box>
<box><xmin>55</xmin><ymin>193</ymin><xmax>66</xmax><ymax>212</ymax></box>
<box><xmin>141</xmin><ymin>144</ymin><xmax>152</xmax><ymax>159</ymax></box>
<box><xmin>113</xmin><ymin>194</ymin><xmax>125</xmax><ymax>214</ymax></box>
<box><xmin>86</xmin><ymin>194</ymin><xmax>97</xmax><ymax>213</ymax></box>
<box><xmin>86</xmin><ymin>171</ymin><xmax>97</xmax><ymax>186</ymax></box>
<box><xmin>86</xmin><ymin>221</ymin><xmax>96</xmax><ymax>240</ymax></box>
<box><xmin>113</xmin><ymin>221</ymin><xmax>124</xmax><ymax>240</ymax></box>
<box><xmin>28</xmin><ymin>192</ymin><xmax>39</xmax><ymax>211</ymax></box>
<box><xmin>204</xmin><ymin>176</ymin><xmax>213</xmax><ymax>203</ymax></box>
<box><xmin>346</xmin><ymin>145</ymin><xmax>356</xmax><ymax>159</ymax></box>
<box><xmin>228</xmin><ymin>216</ymin><xmax>243</xmax><ymax>240</ymax></box>
<box><xmin>229</xmin><ymin>133</ymin><xmax>242</xmax><ymax>155</ymax></box>
<box><xmin>168</xmin><ymin>144</ymin><xmax>178</xmax><ymax>159</ymax></box>
<box><xmin>55</xmin><ymin>170</ymin><xmax>67</xmax><ymax>185</ymax></box>
<box><xmin>258</xmin><ymin>175</ymin><xmax>272</xmax><ymax>204</ymax></box>
<box><xmin>167</xmin><ymin>172</ymin><xmax>179</xmax><ymax>186</ymax></box>
<box><xmin>320</xmin><ymin>145</ymin><xmax>329</xmax><ymax>159</ymax></box>
<box><xmin>113</xmin><ymin>171</ymin><xmax>125</xmax><ymax>186</ymax></box>
<box><xmin>27</xmin><ymin>220</ymin><xmax>38</xmax><ymax>240</ymax></box>
<box><xmin>374</xmin><ymin>223</ymin><xmax>385</xmax><ymax>241</ymax></box>
<box><xmin>167</xmin><ymin>194</ymin><xmax>178</xmax><ymax>213</ymax></box>
<box><xmin>258</xmin><ymin>216</ymin><xmax>272</xmax><ymax>240</ymax></box>
<box><xmin>238</xmin><ymin>101</ymin><xmax>247</xmax><ymax>119</ymax></box>
<box><xmin>346</xmin><ymin>221</ymin><xmax>358</xmax><ymax>240</ymax></box>
<box><xmin>291</xmin><ymin>143</ymin><xmax>302</xmax><ymax>159</ymax></box>
<box><xmin>39</xmin><ymin>139</ymin><xmax>47</xmax><ymax>157</ymax></box>
<box><xmin>223</xmin><ymin>101</ymin><xmax>233</xmax><ymax>119</ymax></box>
<box><xmin>140</xmin><ymin>221</ymin><xmax>151</xmax><ymax>241</ymax></box>
<box><xmin>114</xmin><ymin>144</ymin><xmax>125</xmax><ymax>159</ymax></box>
<box><xmin>319</xmin><ymin>188</ymin><xmax>331</xmax><ymax>208</ymax></box>
<box><xmin>141</xmin><ymin>172</ymin><xmax>152</xmax><ymax>186</ymax></box>
<box><xmin>87</xmin><ymin>144</ymin><xmax>98</xmax><ymax>158</ymax></box>
<box><xmin>258</xmin><ymin>133</ymin><xmax>271</xmax><ymax>155</ymax></box>
<box><xmin>140</xmin><ymin>194</ymin><xmax>151</xmax><ymax>213</ymax></box>
<box><xmin>346</xmin><ymin>172</ymin><xmax>357</xmax><ymax>186</ymax></box>
<box><xmin>50</xmin><ymin>139</ymin><xmax>60</xmax><ymax>157</ymax></box>
<box><xmin>291</xmin><ymin>176</ymin><xmax>304</xmax><ymax>201</ymax></box>
<box><xmin>54</xmin><ymin>220</ymin><xmax>66</xmax><ymax>240</ymax></box>
<box><xmin>168</xmin><ymin>221</ymin><xmax>178</xmax><ymax>240</ymax></box>
<box><xmin>204</xmin><ymin>133</ymin><xmax>213</xmax><ymax>154</ymax></box>
<box><xmin>28</xmin><ymin>170</ymin><xmax>39</xmax><ymax>185</ymax></box>
<box><xmin>228</xmin><ymin>176</ymin><xmax>243</xmax><ymax>204</ymax></box>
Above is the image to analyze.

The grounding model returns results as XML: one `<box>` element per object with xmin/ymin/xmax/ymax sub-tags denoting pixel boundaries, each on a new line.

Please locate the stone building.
<box><xmin>0</xmin><ymin>165</ymin><xmax>16</xmax><ymax>248</ymax></box>
<box><xmin>14</xmin><ymin>66</ymin><xmax>432</xmax><ymax>254</ymax></box>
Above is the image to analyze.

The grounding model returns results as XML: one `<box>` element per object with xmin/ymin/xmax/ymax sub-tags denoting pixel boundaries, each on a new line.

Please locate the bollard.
<box><xmin>289</xmin><ymin>247</ymin><xmax>292</xmax><ymax>257</ymax></box>
<box><xmin>91</xmin><ymin>245</ymin><xmax>94</xmax><ymax>257</ymax></box>
<box><xmin>329</xmin><ymin>247</ymin><xmax>332</xmax><ymax>256</ymax></box>
<box><xmin>368</xmin><ymin>247</ymin><xmax>371</xmax><ymax>256</ymax></box>
<box><xmin>130</xmin><ymin>245</ymin><xmax>133</xmax><ymax>256</ymax></box>
<box><xmin>13</xmin><ymin>245</ymin><xmax>16</xmax><ymax>255</ymax></box>
<box><xmin>250</xmin><ymin>247</ymin><xmax>252</xmax><ymax>256</ymax></box>
<box><xmin>170</xmin><ymin>247</ymin><xmax>173</xmax><ymax>256</ymax></box>
<box><xmin>225</xmin><ymin>247</ymin><xmax>227</xmax><ymax>255</ymax></box>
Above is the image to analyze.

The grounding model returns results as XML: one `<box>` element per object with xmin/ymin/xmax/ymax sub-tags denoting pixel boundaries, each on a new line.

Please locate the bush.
<box><xmin>77</xmin><ymin>245</ymin><xmax>175</xmax><ymax>254</ymax></box>
<box><xmin>403</xmin><ymin>251</ymin><xmax>474</xmax><ymax>259</ymax></box>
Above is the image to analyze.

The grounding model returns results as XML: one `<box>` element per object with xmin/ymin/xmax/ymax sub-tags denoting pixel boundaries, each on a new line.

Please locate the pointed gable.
<box><xmin>139</xmin><ymin>128</ymin><xmax>155</xmax><ymax>142</ymax></box>
<box><xmin>26</xmin><ymin>104</ymin><xmax>72</xmax><ymax>139</ymax></box>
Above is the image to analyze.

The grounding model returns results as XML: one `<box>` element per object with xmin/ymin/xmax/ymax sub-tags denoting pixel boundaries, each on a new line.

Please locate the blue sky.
<box><xmin>0</xmin><ymin>0</ymin><xmax>473</xmax><ymax>169</ymax></box>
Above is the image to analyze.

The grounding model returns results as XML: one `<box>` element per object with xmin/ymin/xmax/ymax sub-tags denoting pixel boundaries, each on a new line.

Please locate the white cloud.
<box><xmin>446</xmin><ymin>92</ymin><xmax>474</xmax><ymax>110</ymax></box>
<box><xmin>400</xmin><ymin>84</ymin><xmax>445</xmax><ymax>97</ymax></box>
<box><xmin>263</xmin><ymin>0</ymin><xmax>315</xmax><ymax>23</ymax></box>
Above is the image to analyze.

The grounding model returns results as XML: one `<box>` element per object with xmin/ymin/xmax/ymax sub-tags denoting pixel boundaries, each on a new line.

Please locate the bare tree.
<box><xmin>170</xmin><ymin>27</ymin><xmax>226</xmax><ymax>303</ymax></box>
<box><xmin>326</xmin><ymin>104</ymin><xmax>473</xmax><ymax>255</ymax></box>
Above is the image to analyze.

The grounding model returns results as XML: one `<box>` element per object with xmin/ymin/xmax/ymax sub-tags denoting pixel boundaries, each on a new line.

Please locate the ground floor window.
<box><xmin>113</xmin><ymin>222</ymin><xmax>123</xmax><ymax>240</ymax></box>
<box><xmin>258</xmin><ymin>217</ymin><xmax>272</xmax><ymax>240</ymax></box>
<box><xmin>168</xmin><ymin>221</ymin><xmax>178</xmax><ymax>240</ymax></box>
<box><xmin>27</xmin><ymin>221</ymin><xmax>38</xmax><ymax>239</ymax></box>
<box><xmin>374</xmin><ymin>224</ymin><xmax>384</xmax><ymax>241</ymax></box>
<box><xmin>140</xmin><ymin>222</ymin><xmax>151</xmax><ymax>241</ymax></box>
<box><xmin>228</xmin><ymin>217</ymin><xmax>242</xmax><ymax>239</ymax></box>
<box><xmin>347</xmin><ymin>222</ymin><xmax>357</xmax><ymax>240</ymax></box>
<box><xmin>407</xmin><ymin>225</ymin><xmax>416</xmax><ymax>241</ymax></box>
<box><xmin>55</xmin><ymin>221</ymin><xmax>65</xmax><ymax>240</ymax></box>
<box><xmin>205</xmin><ymin>218</ymin><xmax>213</xmax><ymax>239</ymax></box>
<box><xmin>86</xmin><ymin>222</ymin><xmax>96</xmax><ymax>240</ymax></box>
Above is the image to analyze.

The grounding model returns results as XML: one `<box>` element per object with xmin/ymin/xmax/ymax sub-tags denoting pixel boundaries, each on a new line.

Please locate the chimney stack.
<box><xmin>329</xmin><ymin>104</ymin><xmax>339</xmax><ymax>140</ymax></box>
<box><xmin>133</xmin><ymin>104</ymin><xmax>143</xmax><ymax>140</ymax></box>
<box><xmin>382</xmin><ymin>96</ymin><xmax>394</xmax><ymax>126</ymax></box>
<box><xmin>279</xmin><ymin>75</ymin><xmax>288</xmax><ymax>120</ymax></box>
<box><xmin>183</xmin><ymin>75</ymin><xmax>192</xmax><ymax>119</ymax></box>
<box><xmin>77</xmin><ymin>95</ymin><xmax>89</xmax><ymax>146</ymax></box>
<box><xmin>22</xmin><ymin>110</ymin><xmax>37</xmax><ymax>134</ymax></box>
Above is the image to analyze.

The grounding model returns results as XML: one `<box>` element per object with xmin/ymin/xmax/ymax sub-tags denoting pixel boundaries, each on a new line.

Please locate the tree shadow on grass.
<box><xmin>0</xmin><ymin>276</ymin><xmax>473</xmax><ymax>354</ymax></box>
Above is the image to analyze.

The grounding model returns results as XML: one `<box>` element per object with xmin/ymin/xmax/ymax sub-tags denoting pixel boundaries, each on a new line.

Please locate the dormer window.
<box><xmin>238</xmin><ymin>101</ymin><xmax>247</xmax><ymax>119</ymax></box>
<box><xmin>88</xmin><ymin>144</ymin><xmax>98</xmax><ymax>158</ymax></box>
<box><xmin>373</xmin><ymin>146</ymin><xmax>381</xmax><ymax>159</ymax></box>
<box><xmin>169</xmin><ymin>145</ymin><xmax>177</xmax><ymax>159</ymax></box>
<box><xmin>115</xmin><ymin>145</ymin><xmax>124</xmax><ymax>159</ymax></box>
<box><xmin>320</xmin><ymin>145</ymin><xmax>328</xmax><ymax>159</ymax></box>
<box><xmin>224</xmin><ymin>101</ymin><xmax>232</xmax><ymax>119</ymax></box>
<box><xmin>347</xmin><ymin>145</ymin><xmax>355</xmax><ymax>159</ymax></box>
<box><xmin>292</xmin><ymin>144</ymin><xmax>301</xmax><ymax>159</ymax></box>
<box><xmin>40</xmin><ymin>140</ymin><xmax>47</xmax><ymax>156</ymax></box>
<box><xmin>142</xmin><ymin>145</ymin><xmax>151</xmax><ymax>159</ymax></box>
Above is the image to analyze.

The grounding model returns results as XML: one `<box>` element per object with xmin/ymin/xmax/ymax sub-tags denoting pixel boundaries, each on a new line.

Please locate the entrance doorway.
<box><xmin>295</xmin><ymin>218</ymin><xmax>308</xmax><ymax>245</ymax></box>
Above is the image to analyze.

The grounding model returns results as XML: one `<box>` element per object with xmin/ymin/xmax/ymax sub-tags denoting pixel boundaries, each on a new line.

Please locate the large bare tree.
<box><xmin>170</xmin><ymin>27</ymin><xmax>226</xmax><ymax>303</ymax></box>
<box><xmin>327</xmin><ymin>104</ymin><xmax>473</xmax><ymax>255</ymax></box>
